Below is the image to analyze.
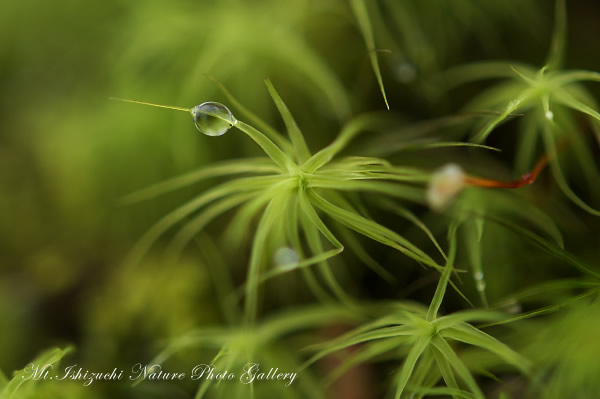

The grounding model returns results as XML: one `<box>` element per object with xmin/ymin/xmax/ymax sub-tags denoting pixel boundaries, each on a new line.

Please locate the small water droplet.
<box><xmin>545</xmin><ymin>110</ymin><xmax>554</xmax><ymax>120</ymax></box>
<box><xmin>274</xmin><ymin>247</ymin><xmax>299</xmax><ymax>270</ymax></box>
<box><xmin>473</xmin><ymin>271</ymin><xmax>484</xmax><ymax>280</ymax></box>
<box><xmin>476</xmin><ymin>280</ymin><xmax>486</xmax><ymax>292</ymax></box>
<box><xmin>191</xmin><ymin>102</ymin><xmax>237</xmax><ymax>136</ymax></box>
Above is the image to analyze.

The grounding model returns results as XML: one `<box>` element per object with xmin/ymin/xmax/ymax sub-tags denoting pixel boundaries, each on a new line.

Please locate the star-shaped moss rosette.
<box><xmin>422</xmin><ymin>144</ymin><xmax>600</xmax><ymax>309</ymax></box>
<box><xmin>445</xmin><ymin>0</ymin><xmax>600</xmax><ymax>215</ymax></box>
<box><xmin>134</xmin><ymin>305</ymin><xmax>359</xmax><ymax>399</ymax></box>
<box><xmin>114</xmin><ymin>79</ymin><xmax>456</xmax><ymax>325</ymax></box>
<box><xmin>302</xmin><ymin>228</ymin><xmax>531</xmax><ymax>399</ymax></box>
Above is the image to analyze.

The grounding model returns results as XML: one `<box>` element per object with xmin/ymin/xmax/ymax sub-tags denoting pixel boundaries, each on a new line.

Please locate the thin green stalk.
<box><xmin>427</xmin><ymin>229</ymin><xmax>457</xmax><ymax>322</ymax></box>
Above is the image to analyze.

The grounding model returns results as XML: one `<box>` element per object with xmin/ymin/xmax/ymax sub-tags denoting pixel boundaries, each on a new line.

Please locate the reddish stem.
<box><xmin>464</xmin><ymin>154</ymin><xmax>549</xmax><ymax>188</ymax></box>
<box><xmin>463</xmin><ymin>138</ymin><xmax>567</xmax><ymax>189</ymax></box>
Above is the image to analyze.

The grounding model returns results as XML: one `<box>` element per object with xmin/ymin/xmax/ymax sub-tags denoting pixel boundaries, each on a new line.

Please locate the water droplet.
<box><xmin>473</xmin><ymin>272</ymin><xmax>485</xmax><ymax>291</ymax></box>
<box><xmin>191</xmin><ymin>102</ymin><xmax>237</xmax><ymax>136</ymax></box>
<box><xmin>476</xmin><ymin>280</ymin><xmax>486</xmax><ymax>292</ymax></box>
<box><xmin>545</xmin><ymin>110</ymin><xmax>554</xmax><ymax>120</ymax></box>
<box><xmin>274</xmin><ymin>247</ymin><xmax>299</xmax><ymax>271</ymax></box>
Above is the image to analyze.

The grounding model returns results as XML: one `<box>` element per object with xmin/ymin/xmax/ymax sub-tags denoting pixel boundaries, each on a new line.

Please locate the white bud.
<box><xmin>426</xmin><ymin>164</ymin><xmax>465</xmax><ymax>211</ymax></box>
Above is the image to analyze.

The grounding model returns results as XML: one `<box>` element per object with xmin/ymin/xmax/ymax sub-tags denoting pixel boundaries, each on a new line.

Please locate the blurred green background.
<box><xmin>2</xmin><ymin>0</ymin><xmax>600</xmax><ymax>398</ymax></box>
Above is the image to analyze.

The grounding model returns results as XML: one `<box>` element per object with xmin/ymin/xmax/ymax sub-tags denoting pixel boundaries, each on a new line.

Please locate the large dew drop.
<box><xmin>191</xmin><ymin>102</ymin><xmax>237</xmax><ymax>136</ymax></box>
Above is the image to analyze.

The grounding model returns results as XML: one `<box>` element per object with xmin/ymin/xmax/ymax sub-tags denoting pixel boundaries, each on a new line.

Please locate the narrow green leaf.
<box><xmin>336</xmin><ymin>225</ymin><xmax>396</xmax><ymax>283</ymax></box>
<box><xmin>223</xmin><ymin>190</ymin><xmax>274</xmax><ymax>252</ymax></box>
<box><xmin>349</xmin><ymin>0</ymin><xmax>389</xmax><ymax>109</ymax></box>
<box><xmin>265</xmin><ymin>78</ymin><xmax>311</xmax><ymax>162</ymax></box>
<box><xmin>324</xmin><ymin>156</ymin><xmax>391</xmax><ymax>170</ymax></box>
<box><xmin>460</xmin><ymin>190</ymin><xmax>564</xmax><ymax>248</ymax></box>
<box><xmin>309</xmin><ymin>189</ymin><xmax>441</xmax><ymax>270</ymax></box>
<box><xmin>314</xmin><ymin>180</ymin><xmax>419</xmax><ymax>211</ymax></box>
<box><xmin>471</xmin><ymin>91</ymin><xmax>532</xmax><ymax>143</ymax></box>
<box><xmin>3</xmin><ymin>347</ymin><xmax>73</xmax><ymax>399</ymax></box>
<box><xmin>302</xmin><ymin>113</ymin><xmax>392</xmax><ymax>172</ymax></box>
<box><xmin>440</xmin><ymin>323</ymin><xmax>531</xmax><ymax>374</ymax></box>
<box><xmin>235</xmin><ymin>121</ymin><xmax>293</xmax><ymax>172</ymax></box>
<box><xmin>431</xmin><ymin>345</ymin><xmax>461</xmax><ymax>399</ymax></box>
<box><xmin>394</xmin><ymin>336</ymin><xmax>432</xmax><ymax>399</ymax></box>
<box><xmin>120</xmin><ymin>158</ymin><xmax>277</xmax><ymax>205</ymax></box>
<box><xmin>542</xmin><ymin>120</ymin><xmax>600</xmax><ymax>216</ymax></box>
<box><xmin>286</xmin><ymin>195</ymin><xmax>332</xmax><ymax>303</ymax></box>
<box><xmin>259</xmin><ymin>305</ymin><xmax>359</xmax><ymax>341</ymax></box>
<box><xmin>325</xmin><ymin>338</ymin><xmax>404</xmax><ymax>386</ymax></box>
<box><xmin>298</xmin><ymin>192</ymin><xmax>354</xmax><ymax>306</ymax></box>
<box><xmin>305</xmin><ymin>326</ymin><xmax>417</xmax><ymax>371</ymax></box>
<box><xmin>195</xmin><ymin>234</ymin><xmax>241</xmax><ymax>325</ymax></box>
<box><xmin>444</xmin><ymin>62</ymin><xmax>535</xmax><ymax>90</ymax></box>
<box><xmin>125</xmin><ymin>175</ymin><xmax>282</xmax><ymax>268</ymax></box>
<box><xmin>167</xmin><ymin>191</ymin><xmax>266</xmax><ymax>258</ymax></box>
<box><xmin>308</xmin><ymin>177</ymin><xmax>425</xmax><ymax>204</ymax></box>
<box><xmin>245</xmin><ymin>194</ymin><xmax>289</xmax><ymax>324</ymax></box>
<box><xmin>407</xmin><ymin>348</ymin><xmax>439</xmax><ymax>397</ymax></box>
<box><xmin>306</xmin><ymin>312</ymin><xmax>419</xmax><ymax>351</ymax></box>
<box><xmin>400</xmin><ymin>141</ymin><xmax>502</xmax><ymax>152</ymax></box>
<box><xmin>251</xmin><ymin>245</ymin><xmax>344</xmax><ymax>291</ymax></box>
<box><xmin>545</xmin><ymin>0</ymin><xmax>567</xmax><ymax>69</ymax></box>
<box><xmin>554</xmin><ymin>87</ymin><xmax>600</xmax><ymax>124</ymax></box>
<box><xmin>553</xmin><ymin>70</ymin><xmax>600</xmax><ymax>86</ymax></box>
<box><xmin>411</xmin><ymin>386</ymin><xmax>480</xmax><ymax>399</ymax></box>
<box><xmin>479</xmin><ymin>289</ymin><xmax>597</xmax><ymax>328</ymax></box>
<box><xmin>150</xmin><ymin>328</ymin><xmax>231</xmax><ymax>367</ymax></box>
<box><xmin>486</xmin><ymin>214</ymin><xmax>600</xmax><ymax>278</ymax></box>
<box><xmin>193</xmin><ymin>348</ymin><xmax>228</xmax><ymax>399</ymax></box>
<box><xmin>434</xmin><ymin>310</ymin><xmax>507</xmax><ymax>331</ymax></box>
<box><xmin>427</xmin><ymin>231</ymin><xmax>457</xmax><ymax>321</ymax></box>
<box><xmin>510</xmin><ymin>65</ymin><xmax>537</xmax><ymax>85</ymax></box>
<box><xmin>377</xmin><ymin>198</ymin><xmax>447</xmax><ymax>260</ymax></box>
<box><xmin>502</xmin><ymin>278</ymin><xmax>599</xmax><ymax>304</ymax></box>
<box><xmin>515</xmin><ymin>111</ymin><xmax>539</xmax><ymax>178</ymax></box>
<box><xmin>430</xmin><ymin>336</ymin><xmax>484</xmax><ymax>399</ymax></box>
<box><xmin>204</xmin><ymin>74</ymin><xmax>294</xmax><ymax>153</ymax></box>
<box><xmin>298</xmin><ymin>189</ymin><xmax>344</xmax><ymax>252</ymax></box>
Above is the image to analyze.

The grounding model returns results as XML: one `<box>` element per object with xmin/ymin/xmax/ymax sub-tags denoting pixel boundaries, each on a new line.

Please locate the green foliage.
<box><xmin>2</xmin><ymin>1</ymin><xmax>600</xmax><ymax>399</ymax></box>
<box><xmin>121</xmin><ymin>80</ymin><xmax>446</xmax><ymax>324</ymax></box>
<box><xmin>1</xmin><ymin>347</ymin><xmax>74</xmax><ymax>399</ymax></box>
<box><xmin>349</xmin><ymin>0</ymin><xmax>389</xmax><ymax>109</ymax></box>
<box><xmin>446</xmin><ymin>0</ymin><xmax>600</xmax><ymax>215</ymax></box>
<box><xmin>139</xmin><ymin>305</ymin><xmax>359</xmax><ymax>399</ymax></box>
<box><xmin>303</xmin><ymin>229</ymin><xmax>530</xmax><ymax>399</ymax></box>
